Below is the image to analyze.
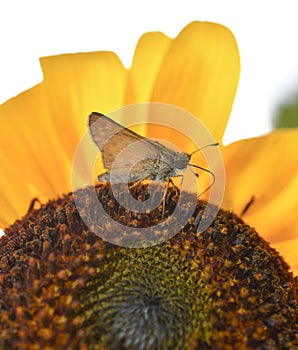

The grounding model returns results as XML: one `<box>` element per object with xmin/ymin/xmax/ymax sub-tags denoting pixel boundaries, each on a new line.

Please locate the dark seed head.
<box><xmin>0</xmin><ymin>183</ymin><xmax>297</xmax><ymax>350</ymax></box>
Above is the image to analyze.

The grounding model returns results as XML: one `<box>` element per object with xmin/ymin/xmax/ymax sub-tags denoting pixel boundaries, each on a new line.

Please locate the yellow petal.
<box><xmin>40</xmin><ymin>51</ymin><xmax>127</xmax><ymax>153</ymax></box>
<box><xmin>0</xmin><ymin>23</ymin><xmax>240</xmax><ymax>231</ymax></box>
<box><xmin>149</xmin><ymin>21</ymin><xmax>240</xmax><ymax>148</ymax></box>
<box><xmin>0</xmin><ymin>52</ymin><xmax>128</xmax><ymax>228</ymax></box>
<box><xmin>125</xmin><ymin>31</ymin><xmax>171</xmax><ymax>104</ymax></box>
<box><xmin>271</xmin><ymin>237</ymin><xmax>298</xmax><ymax>276</ymax></box>
<box><xmin>0</xmin><ymin>84</ymin><xmax>70</xmax><ymax>227</ymax></box>
<box><xmin>40</xmin><ymin>51</ymin><xmax>128</xmax><ymax>189</ymax></box>
<box><xmin>222</xmin><ymin>129</ymin><xmax>298</xmax><ymax>262</ymax></box>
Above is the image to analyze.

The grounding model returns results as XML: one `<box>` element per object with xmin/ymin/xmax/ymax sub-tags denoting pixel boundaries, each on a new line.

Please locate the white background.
<box><xmin>1</xmin><ymin>1</ymin><xmax>298</xmax><ymax>144</ymax></box>
<box><xmin>0</xmin><ymin>1</ymin><xmax>298</xmax><ymax>234</ymax></box>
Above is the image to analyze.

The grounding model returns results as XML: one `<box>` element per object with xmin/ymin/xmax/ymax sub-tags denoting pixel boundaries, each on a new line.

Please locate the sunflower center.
<box><xmin>79</xmin><ymin>246</ymin><xmax>210</xmax><ymax>350</ymax></box>
<box><xmin>0</xmin><ymin>183</ymin><xmax>297</xmax><ymax>350</ymax></box>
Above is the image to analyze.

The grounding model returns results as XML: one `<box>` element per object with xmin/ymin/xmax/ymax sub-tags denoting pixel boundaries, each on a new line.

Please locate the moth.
<box><xmin>88</xmin><ymin>112</ymin><xmax>217</xmax><ymax>216</ymax></box>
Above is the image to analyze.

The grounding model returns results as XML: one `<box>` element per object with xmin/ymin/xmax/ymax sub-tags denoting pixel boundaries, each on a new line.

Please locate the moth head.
<box><xmin>173</xmin><ymin>152</ymin><xmax>190</xmax><ymax>169</ymax></box>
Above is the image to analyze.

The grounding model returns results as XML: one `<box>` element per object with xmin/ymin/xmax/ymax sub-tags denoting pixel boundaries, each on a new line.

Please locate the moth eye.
<box><xmin>175</xmin><ymin>161</ymin><xmax>185</xmax><ymax>169</ymax></box>
<box><xmin>174</xmin><ymin>159</ymin><xmax>188</xmax><ymax>169</ymax></box>
<box><xmin>173</xmin><ymin>153</ymin><xmax>190</xmax><ymax>169</ymax></box>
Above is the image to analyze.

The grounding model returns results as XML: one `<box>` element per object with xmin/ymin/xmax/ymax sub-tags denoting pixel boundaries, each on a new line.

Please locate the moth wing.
<box><xmin>88</xmin><ymin>112</ymin><xmax>162</xmax><ymax>182</ymax></box>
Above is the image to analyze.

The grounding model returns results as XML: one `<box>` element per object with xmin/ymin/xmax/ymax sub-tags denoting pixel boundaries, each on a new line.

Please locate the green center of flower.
<box><xmin>80</xmin><ymin>246</ymin><xmax>210</xmax><ymax>349</ymax></box>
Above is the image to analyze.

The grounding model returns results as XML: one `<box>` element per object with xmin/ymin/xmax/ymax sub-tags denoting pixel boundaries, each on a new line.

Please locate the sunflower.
<box><xmin>0</xmin><ymin>21</ymin><xmax>297</xmax><ymax>349</ymax></box>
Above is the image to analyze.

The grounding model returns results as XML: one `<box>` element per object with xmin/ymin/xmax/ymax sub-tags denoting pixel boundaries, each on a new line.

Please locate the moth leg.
<box><xmin>162</xmin><ymin>180</ymin><xmax>171</xmax><ymax>220</ymax></box>
<box><xmin>128</xmin><ymin>181</ymin><xmax>142</xmax><ymax>190</ymax></box>
<box><xmin>128</xmin><ymin>171</ymin><xmax>156</xmax><ymax>190</ymax></box>
<box><xmin>241</xmin><ymin>196</ymin><xmax>255</xmax><ymax>216</ymax></box>
<box><xmin>178</xmin><ymin>174</ymin><xmax>184</xmax><ymax>186</ymax></box>
<box><xmin>27</xmin><ymin>198</ymin><xmax>41</xmax><ymax>214</ymax></box>
<box><xmin>168</xmin><ymin>176</ymin><xmax>182</xmax><ymax>196</ymax></box>
<box><xmin>128</xmin><ymin>174</ymin><xmax>153</xmax><ymax>189</ymax></box>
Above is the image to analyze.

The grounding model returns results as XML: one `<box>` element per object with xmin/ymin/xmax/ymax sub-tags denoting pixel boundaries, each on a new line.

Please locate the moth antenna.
<box><xmin>188</xmin><ymin>163</ymin><xmax>216</xmax><ymax>197</ymax></box>
<box><xmin>189</xmin><ymin>142</ymin><xmax>219</xmax><ymax>157</ymax></box>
